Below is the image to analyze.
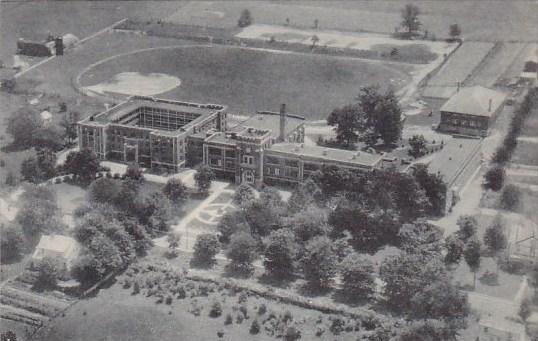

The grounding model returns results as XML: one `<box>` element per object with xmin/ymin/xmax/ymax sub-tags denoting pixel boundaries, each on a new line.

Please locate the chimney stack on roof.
<box><xmin>279</xmin><ymin>103</ymin><xmax>287</xmax><ymax>142</ymax></box>
<box><xmin>488</xmin><ymin>98</ymin><xmax>492</xmax><ymax>112</ymax></box>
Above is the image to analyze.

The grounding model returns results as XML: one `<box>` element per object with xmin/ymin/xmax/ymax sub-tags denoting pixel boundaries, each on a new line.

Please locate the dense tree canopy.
<box><xmin>162</xmin><ymin>178</ymin><xmax>188</xmax><ymax>204</ymax></box>
<box><xmin>413</xmin><ymin>164</ymin><xmax>447</xmax><ymax>216</ymax></box>
<box><xmin>339</xmin><ymin>253</ymin><xmax>376</xmax><ymax>300</ymax></box>
<box><xmin>401</xmin><ymin>4</ymin><xmax>422</xmax><ymax>36</ymax></box>
<box><xmin>6</xmin><ymin>109</ymin><xmax>41</xmax><ymax>149</ymax></box>
<box><xmin>194</xmin><ymin>165</ymin><xmax>215</xmax><ymax>194</ymax></box>
<box><xmin>0</xmin><ymin>223</ymin><xmax>25</xmax><ymax>263</ymax></box>
<box><xmin>226</xmin><ymin>231</ymin><xmax>259</xmax><ymax>275</ymax></box>
<box><xmin>63</xmin><ymin>149</ymin><xmax>100</xmax><ymax>185</ymax></box>
<box><xmin>263</xmin><ymin>228</ymin><xmax>297</xmax><ymax>280</ymax></box>
<box><xmin>193</xmin><ymin>233</ymin><xmax>220</xmax><ymax>267</ymax></box>
<box><xmin>327</xmin><ymin>86</ymin><xmax>402</xmax><ymax>149</ymax></box>
<box><xmin>300</xmin><ymin>236</ymin><xmax>337</xmax><ymax>289</ymax></box>
<box><xmin>379</xmin><ymin>253</ymin><xmax>446</xmax><ymax>311</ymax></box>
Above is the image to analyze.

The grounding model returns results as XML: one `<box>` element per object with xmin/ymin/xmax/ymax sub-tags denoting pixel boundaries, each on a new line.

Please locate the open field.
<box><xmin>32</xmin><ymin>277</ymin><xmax>327</xmax><ymax>341</ymax></box>
<box><xmin>235</xmin><ymin>24</ymin><xmax>452</xmax><ymax>63</ymax></box>
<box><xmin>79</xmin><ymin>45</ymin><xmax>411</xmax><ymax>119</ymax></box>
<box><xmin>0</xmin><ymin>1</ymin><xmax>182</xmax><ymax>64</ymax></box>
<box><xmin>423</xmin><ymin>42</ymin><xmax>494</xmax><ymax>99</ymax></box>
<box><xmin>512</xmin><ymin>141</ymin><xmax>538</xmax><ymax>167</ymax></box>
<box><xmin>467</xmin><ymin>42</ymin><xmax>527</xmax><ymax>87</ymax></box>
<box><xmin>167</xmin><ymin>1</ymin><xmax>537</xmax><ymax>42</ymax></box>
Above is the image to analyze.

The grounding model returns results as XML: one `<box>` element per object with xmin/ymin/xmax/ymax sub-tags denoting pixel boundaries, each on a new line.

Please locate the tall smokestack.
<box><xmin>488</xmin><ymin>98</ymin><xmax>492</xmax><ymax>112</ymax></box>
<box><xmin>279</xmin><ymin>103</ymin><xmax>287</xmax><ymax>142</ymax></box>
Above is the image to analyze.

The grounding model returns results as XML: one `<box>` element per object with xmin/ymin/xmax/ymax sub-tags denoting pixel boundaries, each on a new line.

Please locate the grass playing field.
<box><xmin>79</xmin><ymin>45</ymin><xmax>411</xmax><ymax>119</ymax></box>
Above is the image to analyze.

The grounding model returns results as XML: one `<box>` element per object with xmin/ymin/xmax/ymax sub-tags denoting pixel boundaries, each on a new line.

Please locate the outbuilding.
<box><xmin>438</xmin><ymin>86</ymin><xmax>507</xmax><ymax>137</ymax></box>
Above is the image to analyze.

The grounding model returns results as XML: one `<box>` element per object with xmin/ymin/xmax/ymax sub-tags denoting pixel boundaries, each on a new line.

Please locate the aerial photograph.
<box><xmin>0</xmin><ymin>1</ymin><xmax>536</xmax><ymax>340</ymax></box>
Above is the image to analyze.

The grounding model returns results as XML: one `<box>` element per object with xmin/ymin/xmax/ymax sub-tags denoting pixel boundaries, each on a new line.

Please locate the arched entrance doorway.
<box><xmin>242</xmin><ymin>169</ymin><xmax>255</xmax><ymax>185</ymax></box>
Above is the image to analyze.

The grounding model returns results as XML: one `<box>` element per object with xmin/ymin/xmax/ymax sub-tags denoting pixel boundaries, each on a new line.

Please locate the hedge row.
<box><xmin>492</xmin><ymin>87</ymin><xmax>537</xmax><ymax>165</ymax></box>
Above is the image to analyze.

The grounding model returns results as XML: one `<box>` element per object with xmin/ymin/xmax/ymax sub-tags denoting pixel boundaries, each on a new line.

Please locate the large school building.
<box><xmin>78</xmin><ymin>96</ymin><xmax>384</xmax><ymax>186</ymax></box>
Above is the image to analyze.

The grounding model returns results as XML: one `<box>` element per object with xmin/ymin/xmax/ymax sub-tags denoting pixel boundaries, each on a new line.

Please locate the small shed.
<box><xmin>32</xmin><ymin>235</ymin><xmax>80</xmax><ymax>269</ymax></box>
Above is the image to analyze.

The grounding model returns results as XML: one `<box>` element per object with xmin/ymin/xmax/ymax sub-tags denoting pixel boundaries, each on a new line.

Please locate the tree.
<box><xmin>263</xmin><ymin>228</ymin><xmax>297</xmax><ymax>280</ymax></box>
<box><xmin>31</xmin><ymin>126</ymin><xmax>64</xmax><ymax>151</ymax></box>
<box><xmin>413</xmin><ymin>164</ymin><xmax>447</xmax><ymax>216</ymax></box>
<box><xmin>60</xmin><ymin>112</ymin><xmax>79</xmax><ymax>144</ymax></box>
<box><xmin>226</xmin><ymin>231</ymin><xmax>258</xmax><ymax>275</ymax></box>
<box><xmin>194</xmin><ymin>165</ymin><xmax>215</xmax><ymax>194</ymax></box>
<box><xmin>379</xmin><ymin>253</ymin><xmax>446</xmax><ymax>310</ymax></box>
<box><xmin>20</xmin><ymin>157</ymin><xmax>43</xmax><ymax>184</ymax></box>
<box><xmin>300</xmin><ymin>236</ymin><xmax>337</xmax><ymax>289</ymax></box>
<box><xmin>484</xmin><ymin>165</ymin><xmax>505</xmax><ymax>191</ymax></box>
<box><xmin>286</xmin><ymin>205</ymin><xmax>328</xmax><ymax>243</ymax></box>
<box><xmin>163</xmin><ymin>178</ymin><xmax>188</xmax><ymax>204</ymax></box>
<box><xmin>449</xmin><ymin>23</ymin><xmax>461</xmax><ymax>40</ymax></box>
<box><xmin>500</xmin><ymin>184</ymin><xmax>520</xmax><ymax>211</ymax></box>
<box><xmin>399</xmin><ymin>319</ymin><xmax>456</xmax><ymax>341</ymax></box>
<box><xmin>193</xmin><ymin>233</ymin><xmax>220</xmax><ymax>267</ymax></box>
<box><xmin>33</xmin><ymin>256</ymin><xmax>60</xmax><ymax>291</ymax></box>
<box><xmin>391</xmin><ymin>172</ymin><xmax>430</xmax><ymax>222</ymax></box>
<box><xmin>233</xmin><ymin>184</ymin><xmax>255</xmax><ymax>206</ymax></box>
<box><xmin>20</xmin><ymin>150</ymin><xmax>57</xmax><ymax>184</ymax></box>
<box><xmin>125</xmin><ymin>163</ymin><xmax>144</xmax><ymax>182</ymax></box>
<box><xmin>408</xmin><ymin>134</ymin><xmax>428</xmax><ymax>158</ymax></box>
<box><xmin>519</xmin><ymin>298</ymin><xmax>532</xmax><ymax>321</ymax></box>
<box><xmin>87</xmin><ymin>178</ymin><xmax>121</xmax><ymax>204</ymax></box>
<box><xmin>288</xmin><ymin>178</ymin><xmax>322</xmax><ymax>213</ymax></box>
<box><xmin>339</xmin><ymin>253</ymin><xmax>375</xmax><ymax>301</ymax></box>
<box><xmin>238</xmin><ymin>9</ymin><xmax>252</xmax><ymax>27</ymax></box>
<box><xmin>310</xmin><ymin>35</ymin><xmax>320</xmax><ymax>48</ymax></box>
<box><xmin>0</xmin><ymin>223</ymin><xmax>25</xmax><ymax>263</ymax></box>
<box><xmin>398</xmin><ymin>220</ymin><xmax>443</xmax><ymax>255</ymax></box>
<box><xmin>0</xmin><ymin>331</ymin><xmax>17</xmax><ymax>341</ymax></box>
<box><xmin>63</xmin><ymin>149</ymin><xmax>100</xmax><ymax>185</ymax></box>
<box><xmin>5</xmin><ymin>170</ymin><xmax>18</xmax><ymax>187</ymax></box>
<box><xmin>456</xmin><ymin>215</ymin><xmax>477</xmax><ymax>241</ymax></box>
<box><xmin>401</xmin><ymin>4</ymin><xmax>421</xmax><ymax>37</ymax></box>
<box><xmin>410</xmin><ymin>281</ymin><xmax>469</xmax><ymax>328</ymax></box>
<box><xmin>167</xmin><ymin>231</ymin><xmax>180</xmax><ymax>248</ymax></box>
<box><xmin>327</xmin><ymin>104</ymin><xmax>360</xmax><ymax>148</ymax></box>
<box><xmin>464</xmin><ymin>238</ymin><xmax>481</xmax><ymax>290</ymax></box>
<box><xmin>217</xmin><ymin>212</ymin><xmax>249</xmax><ymax>244</ymax></box>
<box><xmin>444</xmin><ymin>234</ymin><xmax>464</xmax><ymax>266</ymax></box>
<box><xmin>484</xmin><ymin>215</ymin><xmax>507</xmax><ymax>272</ymax></box>
<box><xmin>6</xmin><ymin>109</ymin><xmax>41</xmax><ymax>149</ymax></box>
<box><xmin>15</xmin><ymin>185</ymin><xmax>64</xmax><ymax>245</ymax></box>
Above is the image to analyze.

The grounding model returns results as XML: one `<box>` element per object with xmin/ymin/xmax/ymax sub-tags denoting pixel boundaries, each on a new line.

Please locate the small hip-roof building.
<box><xmin>438</xmin><ymin>86</ymin><xmax>507</xmax><ymax>137</ymax></box>
<box><xmin>32</xmin><ymin>234</ymin><xmax>80</xmax><ymax>270</ymax></box>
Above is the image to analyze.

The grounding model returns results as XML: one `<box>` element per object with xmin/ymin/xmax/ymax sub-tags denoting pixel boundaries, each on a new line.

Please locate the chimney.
<box><xmin>279</xmin><ymin>103</ymin><xmax>287</xmax><ymax>142</ymax></box>
<box><xmin>488</xmin><ymin>98</ymin><xmax>492</xmax><ymax>112</ymax></box>
<box><xmin>456</xmin><ymin>82</ymin><xmax>460</xmax><ymax>92</ymax></box>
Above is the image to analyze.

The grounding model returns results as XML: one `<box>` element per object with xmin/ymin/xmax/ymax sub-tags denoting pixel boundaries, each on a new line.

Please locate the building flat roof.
<box><xmin>233</xmin><ymin>111</ymin><xmax>304</xmax><ymax>140</ymax></box>
<box><xmin>440</xmin><ymin>86</ymin><xmax>507</xmax><ymax>117</ymax></box>
<box><xmin>269</xmin><ymin>143</ymin><xmax>383</xmax><ymax>167</ymax></box>
<box><xmin>425</xmin><ymin>137</ymin><xmax>482</xmax><ymax>187</ymax></box>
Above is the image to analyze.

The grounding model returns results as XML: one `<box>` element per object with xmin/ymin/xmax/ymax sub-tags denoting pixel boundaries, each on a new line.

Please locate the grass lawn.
<box><xmin>33</xmin><ymin>273</ymin><xmax>329</xmax><ymax>341</ymax></box>
<box><xmin>79</xmin><ymin>45</ymin><xmax>411</xmax><ymax>119</ymax></box>
<box><xmin>512</xmin><ymin>140</ymin><xmax>538</xmax><ymax>166</ymax></box>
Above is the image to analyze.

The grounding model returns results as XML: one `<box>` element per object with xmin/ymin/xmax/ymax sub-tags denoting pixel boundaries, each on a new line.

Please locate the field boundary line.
<box><xmin>14</xmin><ymin>18</ymin><xmax>128</xmax><ymax>79</ymax></box>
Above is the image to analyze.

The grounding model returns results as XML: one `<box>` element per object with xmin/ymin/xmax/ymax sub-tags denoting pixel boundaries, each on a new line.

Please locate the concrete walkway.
<box><xmin>153</xmin><ymin>181</ymin><xmax>233</xmax><ymax>251</ymax></box>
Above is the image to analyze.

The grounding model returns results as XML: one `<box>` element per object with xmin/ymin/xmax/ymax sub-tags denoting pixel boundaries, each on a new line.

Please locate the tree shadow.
<box><xmin>297</xmin><ymin>282</ymin><xmax>332</xmax><ymax>298</ymax></box>
<box><xmin>257</xmin><ymin>273</ymin><xmax>297</xmax><ymax>289</ymax></box>
<box><xmin>223</xmin><ymin>263</ymin><xmax>254</xmax><ymax>279</ymax></box>
<box><xmin>331</xmin><ymin>289</ymin><xmax>371</xmax><ymax>307</ymax></box>
<box><xmin>189</xmin><ymin>258</ymin><xmax>217</xmax><ymax>270</ymax></box>
<box><xmin>0</xmin><ymin>143</ymin><xmax>31</xmax><ymax>153</ymax></box>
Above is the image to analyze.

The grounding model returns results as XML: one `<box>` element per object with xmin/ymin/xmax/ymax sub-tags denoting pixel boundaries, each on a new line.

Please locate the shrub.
<box><xmin>285</xmin><ymin>326</ymin><xmax>302</xmax><ymax>341</ymax></box>
<box><xmin>165</xmin><ymin>295</ymin><xmax>173</xmax><ymax>305</ymax></box>
<box><xmin>163</xmin><ymin>178</ymin><xmax>187</xmax><ymax>203</ymax></box>
<box><xmin>238</xmin><ymin>9</ymin><xmax>253</xmax><ymax>28</ymax></box>
<box><xmin>132</xmin><ymin>282</ymin><xmax>140</xmax><ymax>295</ymax></box>
<box><xmin>339</xmin><ymin>253</ymin><xmax>376</xmax><ymax>300</ymax></box>
<box><xmin>239</xmin><ymin>305</ymin><xmax>249</xmax><ymax>319</ymax></box>
<box><xmin>217</xmin><ymin>329</ymin><xmax>224</xmax><ymax>338</ymax></box>
<box><xmin>209</xmin><ymin>301</ymin><xmax>222</xmax><ymax>318</ymax></box>
<box><xmin>225</xmin><ymin>313</ymin><xmax>233</xmax><ymax>325</ymax></box>
<box><xmin>484</xmin><ymin>165</ymin><xmax>505</xmax><ymax>191</ymax></box>
<box><xmin>236</xmin><ymin>313</ymin><xmax>244</xmax><ymax>324</ymax></box>
<box><xmin>300</xmin><ymin>236</ymin><xmax>337</xmax><ymax>289</ymax></box>
<box><xmin>106</xmin><ymin>172</ymin><xmax>112</xmax><ymax>178</ymax></box>
<box><xmin>238</xmin><ymin>291</ymin><xmax>248</xmax><ymax>304</ymax></box>
<box><xmin>329</xmin><ymin>316</ymin><xmax>346</xmax><ymax>335</ymax></box>
<box><xmin>258</xmin><ymin>303</ymin><xmax>267</xmax><ymax>315</ymax></box>
<box><xmin>113</xmin><ymin>173</ymin><xmax>120</xmax><ymax>179</ymax></box>
<box><xmin>283</xmin><ymin>310</ymin><xmax>293</xmax><ymax>323</ymax></box>
<box><xmin>176</xmin><ymin>286</ymin><xmax>186</xmax><ymax>299</ymax></box>
<box><xmin>250</xmin><ymin>320</ymin><xmax>260</xmax><ymax>334</ymax></box>
<box><xmin>499</xmin><ymin>184</ymin><xmax>520</xmax><ymax>211</ymax></box>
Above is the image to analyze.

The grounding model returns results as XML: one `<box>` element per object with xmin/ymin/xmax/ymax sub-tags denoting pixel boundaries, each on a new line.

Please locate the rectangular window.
<box><xmin>243</xmin><ymin>155</ymin><xmax>253</xmax><ymax>165</ymax></box>
<box><xmin>274</xmin><ymin>168</ymin><xmax>280</xmax><ymax>176</ymax></box>
<box><xmin>225</xmin><ymin>149</ymin><xmax>236</xmax><ymax>158</ymax></box>
<box><xmin>284</xmin><ymin>159</ymin><xmax>299</xmax><ymax>167</ymax></box>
